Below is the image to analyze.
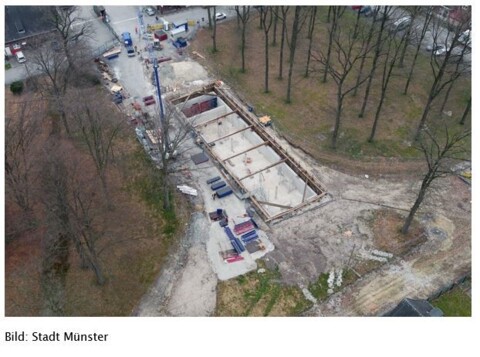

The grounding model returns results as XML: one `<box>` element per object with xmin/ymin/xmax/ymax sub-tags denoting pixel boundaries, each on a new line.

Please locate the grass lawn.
<box><xmin>431</xmin><ymin>282</ymin><xmax>471</xmax><ymax>317</ymax></box>
<box><xmin>190</xmin><ymin>6</ymin><xmax>471</xmax><ymax>172</ymax></box>
<box><xmin>216</xmin><ymin>261</ymin><xmax>312</xmax><ymax>316</ymax></box>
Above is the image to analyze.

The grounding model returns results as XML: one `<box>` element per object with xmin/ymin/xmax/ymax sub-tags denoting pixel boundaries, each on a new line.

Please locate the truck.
<box><xmin>121</xmin><ymin>32</ymin><xmax>135</xmax><ymax>57</ymax></box>
<box><xmin>93</xmin><ymin>6</ymin><xmax>109</xmax><ymax>22</ymax></box>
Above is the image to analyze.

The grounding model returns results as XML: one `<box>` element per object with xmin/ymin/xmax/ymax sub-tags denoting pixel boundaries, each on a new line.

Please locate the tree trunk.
<box><xmin>207</xmin><ymin>7</ymin><xmax>212</xmax><ymax>29</ymax></box>
<box><xmin>278</xmin><ymin>8</ymin><xmax>287</xmax><ymax>79</ymax></box>
<box><xmin>264</xmin><ymin>25</ymin><xmax>270</xmax><ymax>92</ymax></box>
<box><xmin>439</xmin><ymin>79</ymin><xmax>455</xmax><ymax>115</ymax></box>
<box><xmin>42</xmin><ymin>232</ymin><xmax>70</xmax><ymax>316</ymax></box>
<box><xmin>402</xmin><ymin>179</ymin><xmax>428</xmax><ymax>234</ymax></box>
<box><xmin>358</xmin><ymin>11</ymin><xmax>388</xmax><ymax>118</ymax></box>
<box><xmin>353</xmin><ymin>14</ymin><xmax>377</xmax><ymax>96</ymax></box>
<box><xmin>322</xmin><ymin>9</ymin><xmax>336</xmax><ymax>83</ymax></box>
<box><xmin>212</xmin><ymin>6</ymin><xmax>217</xmax><ymax>52</ymax></box>
<box><xmin>368</xmin><ymin>94</ymin><xmax>385</xmax><ymax>142</ymax></box>
<box><xmin>404</xmin><ymin>9</ymin><xmax>432</xmax><ymax>95</ymax></box>
<box><xmin>459</xmin><ymin>97</ymin><xmax>471</xmax><ymax>125</ymax></box>
<box><xmin>286</xmin><ymin>6</ymin><xmax>301</xmax><ymax>103</ymax></box>
<box><xmin>327</xmin><ymin>6</ymin><xmax>332</xmax><ymax>22</ymax></box>
<box><xmin>332</xmin><ymin>83</ymin><xmax>344</xmax><ymax>150</ymax></box>
<box><xmin>272</xmin><ymin>6</ymin><xmax>278</xmax><ymax>46</ymax></box>
<box><xmin>305</xmin><ymin>7</ymin><xmax>317</xmax><ymax>77</ymax></box>
<box><xmin>241</xmin><ymin>25</ymin><xmax>246</xmax><ymax>72</ymax></box>
<box><xmin>403</xmin><ymin>43</ymin><xmax>422</xmax><ymax>95</ymax></box>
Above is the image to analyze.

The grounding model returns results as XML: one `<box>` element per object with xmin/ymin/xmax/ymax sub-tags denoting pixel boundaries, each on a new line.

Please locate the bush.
<box><xmin>5</xmin><ymin>62</ymin><xmax>12</xmax><ymax>70</ymax></box>
<box><xmin>10</xmin><ymin>81</ymin><xmax>24</xmax><ymax>95</ymax></box>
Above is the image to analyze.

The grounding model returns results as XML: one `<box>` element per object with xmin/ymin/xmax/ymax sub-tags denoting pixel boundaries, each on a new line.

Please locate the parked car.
<box><xmin>458</xmin><ymin>29</ymin><xmax>471</xmax><ymax>47</ymax></box>
<box><xmin>390</xmin><ymin>16</ymin><xmax>412</xmax><ymax>33</ymax></box>
<box><xmin>15</xmin><ymin>51</ymin><xmax>26</xmax><ymax>63</ymax></box>
<box><xmin>144</xmin><ymin>6</ymin><xmax>156</xmax><ymax>16</ymax></box>
<box><xmin>215</xmin><ymin>12</ymin><xmax>227</xmax><ymax>21</ymax></box>
<box><xmin>431</xmin><ymin>44</ymin><xmax>450</xmax><ymax>56</ymax></box>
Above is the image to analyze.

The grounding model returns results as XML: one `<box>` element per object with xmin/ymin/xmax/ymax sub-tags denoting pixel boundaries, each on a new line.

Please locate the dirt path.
<box><xmin>303</xmin><ymin>174</ymin><xmax>471</xmax><ymax>316</ymax></box>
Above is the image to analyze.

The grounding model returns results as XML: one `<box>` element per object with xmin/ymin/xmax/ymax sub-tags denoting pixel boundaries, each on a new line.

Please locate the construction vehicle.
<box><xmin>121</xmin><ymin>32</ymin><xmax>135</xmax><ymax>56</ymax></box>
<box><xmin>153</xmin><ymin>38</ymin><xmax>163</xmax><ymax>51</ymax></box>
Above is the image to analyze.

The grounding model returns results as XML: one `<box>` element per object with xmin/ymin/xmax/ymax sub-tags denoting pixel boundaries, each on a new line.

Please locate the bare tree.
<box><xmin>70</xmin><ymin>90</ymin><xmax>124</xmax><ymax>208</ymax></box>
<box><xmin>5</xmin><ymin>100</ymin><xmax>43</xmax><ymax>213</ymax></box>
<box><xmin>235</xmin><ymin>6</ymin><xmax>251</xmax><ymax>73</ymax></box>
<box><xmin>413</xmin><ymin>21</ymin><xmax>468</xmax><ymax>141</ymax></box>
<box><xmin>459</xmin><ymin>97</ymin><xmax>471</xmax><ymax>125</ymax></box>
<box><xmin>398</xmin><ymin>6</ymin><xmax>421</xmax><ymax>68</ymax></box>
<box><xmin>212</xmin><ymin>6</ymin><xmax>218</xmax><ymax>52</ymax></box>
<box><xmin>260</xmin><ymin>7</ymin><xmax>274</xmax><ymax>92</ymax></box>
<box><xmin>403</xmin><ymin>7</ymin><xmax>434</xmax><ymax>95</ymax></box>
<box><xmin>27</xmin><ymin>36</ymin><xmax>71</xmax><ymax>135</ymax></box>
<box><xmin>312</xmin><ymin>13</ymin><xmax>373</xmax><ymax>149</ymax></box>
<box><xmin>272</xmin><ymin>6</ymin><xmax>279</xmax><ymax>46</ymax></box>
<box><xmin>402</xmin><ymin>126</ymin><xmax>470</xmax><ymax>234</ymax></box>
<box><xmin>47</xmin><ymin>6</ymin><xmax>93</xmax><ymax>72</ymax></box>
<box><xmin>322</xmin><ymin>7</ymin><xmax>344</xmax><ymax>83</ymax></box>
<box><xmin>286</xmin><ymin>6</ymin><xmax>306</xmax><ymax>103</ymax></box>
<box><xmin>304</xmin><ymin>6</ymin><xmax>317</xmax><ymax>77</ymax></box>
<box><xmin>207</xmin><ymin>6</ymin><xmax>212</xmax><ymax>29</ymax></box>
<box><xmin>39</xmin><ymin>141</ymin><xmax>73</xmax><ymax>316</ymax></box>
<box><xmin>358</xmin><ymin>6</ymin><xmax>392</xmax><ymax>118</ymax></box>
<box><xmin>368</xmin><ymin>32</ymin><xmax>407</xmax><ymax>142</ymax></box>
<box><xmin>277</xmin><ymin>6</ymin><xmax>290</xmax><ymax>79</ymax></box>
<box><xmin>68</xmin><ymin>174</ymin><xmax>106</xmax><ymax>285</ymax></box>
<box><xmin>353</xmin><ymin>7</ymin><xmax>380</xmax><ymax>96</ymax></box>
<box><xmin>438</xmin><ymin>45</ymin><xmax>470</xmax><ymax>114</ymax></box>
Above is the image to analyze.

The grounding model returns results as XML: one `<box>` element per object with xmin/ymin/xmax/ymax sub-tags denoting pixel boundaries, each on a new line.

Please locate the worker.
<box><xmin>212</xmin><ymin>192</ymin><xmax>217</xmax><ymax>200</ymax></box>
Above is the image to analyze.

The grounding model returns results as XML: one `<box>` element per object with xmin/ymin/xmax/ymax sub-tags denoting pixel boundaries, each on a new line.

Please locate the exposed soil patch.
<box><xmin>371</xmin><ymin>209</ymin><xmax>426</xmax><ymax>256</ymax></box>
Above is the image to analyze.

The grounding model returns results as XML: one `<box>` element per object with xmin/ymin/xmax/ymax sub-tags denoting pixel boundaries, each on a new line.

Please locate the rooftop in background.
<box><xmin>5</xmin><ymin>6</ymin><xmax>56</xmax><ymax>44</ymax></box>
<box><xmin>385</xmin><ymin>298</ymin><xmax>444</xmax><ymax>317</ymax></box>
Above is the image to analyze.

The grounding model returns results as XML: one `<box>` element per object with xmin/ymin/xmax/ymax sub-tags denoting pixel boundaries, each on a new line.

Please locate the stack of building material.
<box><xmin>241</xmin><ymin>230</ymin><xmax>258</xmax><ymax>243</ymax></box>
<box><xmin>211</xmin><ymin>180</ymin><xmax>226</xmax><ymax>190</ymax></box>
<box><xmin>206</xmin><ymin>176</ymin><xmax>221</xmax><ymax>184</ymax></box>
<box><xmin>216</xmin><ymin>186</ymin><xmax>233</xmax><ymax>198</ymax></box>
<box><xmin>176</xmin><ymin>185</ymin><xmax>198</xmax><ymax>196</ymax></box>
<box><xmin>143</xmin><ymin>95</ymin><xmax>156</xmax><ymax>106</ymax></box>
<box><xmin>233</xmin><ymin>220</ymin><xmax>255</xmax><ymax>235</ymax></box>
<box><xmin>224</xmin><ymin>227</ymin><xmax>245</xmax><ymax>255</ymax></box>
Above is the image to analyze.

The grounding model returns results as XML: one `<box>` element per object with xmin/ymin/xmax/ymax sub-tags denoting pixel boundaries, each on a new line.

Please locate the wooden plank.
<box><xmin>301</xmin><ymin>177</ymin><xmax>309</xmax><ymax>203</ymax></box>
<box><xmin>255</xmin><ymin>200</ymin><xmax>293</xmax><ymax>210</ymax></box>
<box><xmin>207</xmin><ymin>125</ymin><xmax>253</xmax><ymax>145</ymax></box>
<box><xmin>222</xmin><ymin>142</ymin><xmax>268</xmax><ymax>162</ymax></box>
<box><xmin>193</xmin><ymin>111</ymin><xmax>236</xmax><ymax>128</ymax></box>
<box><xmin>239</xmin><ymin>159</ymin><xmax>286</xmax><ymax>181</ymax></box>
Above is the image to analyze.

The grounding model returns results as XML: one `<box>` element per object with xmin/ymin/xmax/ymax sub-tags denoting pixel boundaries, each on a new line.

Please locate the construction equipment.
<box><xmin>153</xmin><ymin>38</ymin><xmax>163</xmax><ymax>51</ymax></box>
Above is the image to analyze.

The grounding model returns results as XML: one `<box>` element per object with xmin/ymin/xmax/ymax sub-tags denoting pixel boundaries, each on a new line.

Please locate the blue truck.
<box><xmin>121</xmin><ymin>32</ymin><xmax>135</xmax><ymax>57</ymax></box>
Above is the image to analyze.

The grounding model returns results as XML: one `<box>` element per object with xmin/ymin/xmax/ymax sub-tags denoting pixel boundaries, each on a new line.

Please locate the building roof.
<box><xmin>5</xmin><ymin>6</ymin><xmax>57</xmax><ymax>44</ymax></box>
<box><xmin>385</xmin><ymin>298</ymin><xmax>444</xmax><ymax>317</ymax></box>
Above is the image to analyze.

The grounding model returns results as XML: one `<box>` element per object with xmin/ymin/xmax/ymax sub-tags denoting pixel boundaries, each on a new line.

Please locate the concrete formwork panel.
<box><xmin>169</xmin><ymin>82</ymin><xmax>327</xmax><ymax>221</ymax></box>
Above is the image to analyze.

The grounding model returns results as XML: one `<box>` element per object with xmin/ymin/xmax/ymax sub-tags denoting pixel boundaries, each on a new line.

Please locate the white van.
<box><xmin>15</xmin><ymin>51</ymin><xmax>26</xmax><ymax>63</ymax></box>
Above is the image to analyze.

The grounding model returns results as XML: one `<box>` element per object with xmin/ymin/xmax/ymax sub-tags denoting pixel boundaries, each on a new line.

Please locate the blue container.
<box><xmin>211</xmin><ymin>181</ymin><xmax>226</xmax><ymax>190</ymax></box>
